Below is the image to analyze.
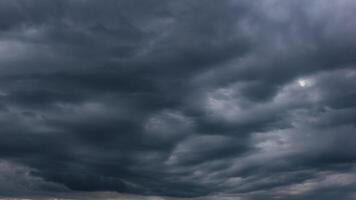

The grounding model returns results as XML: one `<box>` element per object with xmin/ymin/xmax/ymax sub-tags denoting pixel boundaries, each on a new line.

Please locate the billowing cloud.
<box><xmin>0</xmin><ymin>0</ymin><xmax>356</xmax><ymax>199</ymax></box>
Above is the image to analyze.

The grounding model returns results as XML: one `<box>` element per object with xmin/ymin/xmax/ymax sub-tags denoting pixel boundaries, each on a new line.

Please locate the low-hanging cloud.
<box><xmin>0</xmin><ymin>0</ymin><xmax>356</xmax><ymax>199</ymax></box>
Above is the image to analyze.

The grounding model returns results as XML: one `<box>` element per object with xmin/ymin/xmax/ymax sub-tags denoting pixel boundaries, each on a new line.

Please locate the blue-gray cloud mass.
<box><xmin>0</xmin><ymin>0</ymin><xmax>356</xmax><ymax>199</ymax></box>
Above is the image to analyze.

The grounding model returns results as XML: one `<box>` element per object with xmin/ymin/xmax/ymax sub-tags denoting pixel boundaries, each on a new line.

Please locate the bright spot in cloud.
<box><xmin>298</xmin><ymin>79</ymin><xmax>311</xmax><ymax>88</ymax></box>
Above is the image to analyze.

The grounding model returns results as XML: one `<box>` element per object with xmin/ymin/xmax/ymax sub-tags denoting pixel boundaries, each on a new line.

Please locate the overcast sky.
<box><xmin>0</xmin><ymin>0</ymin><xmax>356</xmax><ymax>199</ymax></box>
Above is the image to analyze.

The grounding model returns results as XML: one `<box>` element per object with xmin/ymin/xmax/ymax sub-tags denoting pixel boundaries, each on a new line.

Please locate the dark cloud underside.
<box><xmin>0</xmin><ymin>0</ymin><xmax>356</xmax><ymax>199</ymax></box>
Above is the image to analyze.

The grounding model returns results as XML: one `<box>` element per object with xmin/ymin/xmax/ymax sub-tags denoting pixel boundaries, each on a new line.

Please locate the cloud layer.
<box><xmin>0</xmin><ymin>0</ymin><xmax>356</xmax><ymax>199</ymax></box>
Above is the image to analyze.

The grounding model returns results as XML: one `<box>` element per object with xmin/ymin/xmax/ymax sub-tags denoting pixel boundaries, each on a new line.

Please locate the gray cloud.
<box><xmin>0</xmin><ymin>0</ymin><xmax>356</xmax><ymax>199</ymax></box>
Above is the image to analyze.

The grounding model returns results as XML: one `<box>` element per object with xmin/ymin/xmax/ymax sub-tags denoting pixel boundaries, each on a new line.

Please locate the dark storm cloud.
<box><xmin>0</xmin><ymin>0</ymin><xmax>356</xmax><ymax>199</ymax></box>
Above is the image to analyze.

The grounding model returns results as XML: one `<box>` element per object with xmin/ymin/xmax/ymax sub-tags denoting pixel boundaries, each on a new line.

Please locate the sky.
<box><xmin>0</xmin><ymin>0</ymin><xmax>356</xmax><ymax>199</ymax></box>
